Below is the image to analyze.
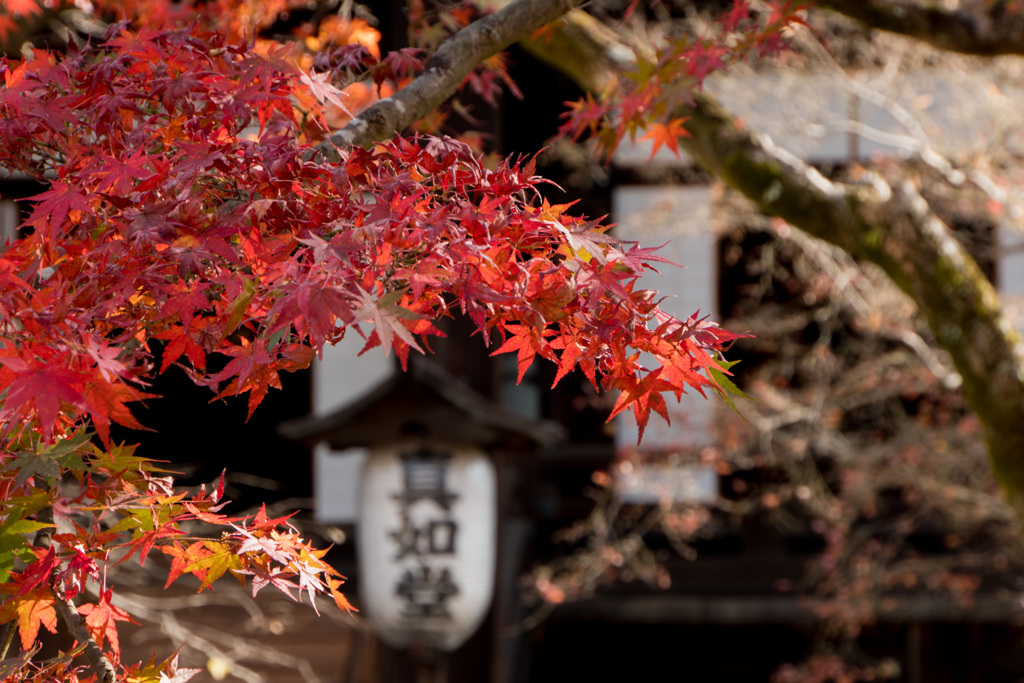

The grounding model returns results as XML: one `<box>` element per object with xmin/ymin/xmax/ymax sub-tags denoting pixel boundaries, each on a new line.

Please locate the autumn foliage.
<box><xmin>0</xmin><ymin>0</ymin><xmax>760</xmax><ymax>679</ymax></box>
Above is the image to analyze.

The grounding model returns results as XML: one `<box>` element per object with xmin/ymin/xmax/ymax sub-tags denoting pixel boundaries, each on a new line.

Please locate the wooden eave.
<box><xmin>278</xmin><ymin>358</ymin><xmax>565</xmax><ymax>451</ymax></box>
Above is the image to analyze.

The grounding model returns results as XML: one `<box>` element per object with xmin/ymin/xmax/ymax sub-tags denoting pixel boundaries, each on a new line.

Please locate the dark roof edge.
<box><xmin>277</xmin><ymin>356</ymin><xmax>566</xmax><ymax>446</ymax></box>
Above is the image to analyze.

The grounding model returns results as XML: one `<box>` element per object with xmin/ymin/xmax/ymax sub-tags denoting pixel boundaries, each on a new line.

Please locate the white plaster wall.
<box><xmin>612</xmin><ymin>185</ymin><xmax>718</xmax><ymax>451</ymax></box>
<box><xmin>616</xmin><ymin>68</ymin><xmax>1024</xmax><ymax>167</ymax></box>
<box><xmin>0</xmin><ymin>199</ymin><xmax>20</xmax><ymax>245</ymax></box>
<box><xmin>312</xmin><ymin>335</ymin><xmax>391</xmax><ymax>523</ymax></box>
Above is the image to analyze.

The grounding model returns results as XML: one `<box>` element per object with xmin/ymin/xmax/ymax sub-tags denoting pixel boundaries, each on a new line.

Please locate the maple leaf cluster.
<box><xmin>1</xmin><ymin>438</ymin><xmax>352</xmax><ymax>682</ymax></box>
<box><xmin>0</xmin><ymin>23</ymin><xmax>738</xmax><ymax>449</ymax></box>
<box><xmin>560</xmin><ymin>0</ymin><xmax>806</xmax><ymax>159</ymax></box>
<box><xmin>0</xmin><ymin>5</ymin><xmax>745</xmax><ymax>682</ymax></box>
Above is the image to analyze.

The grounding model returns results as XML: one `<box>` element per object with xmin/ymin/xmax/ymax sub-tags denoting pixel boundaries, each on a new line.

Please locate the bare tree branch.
<box><xmin>819</xmin><ymin>0</ymin><xmax>1024</xmax><ymax>56</ymax></box>
<box><xmin>52</xmin><ymin>597</ymin><xmax>117</xmax><ymax>683</ymax></box>
<box><xmin>318</xmin><ymin>0</ymin><xmax>585</xmax><ymax>158</ymax></box>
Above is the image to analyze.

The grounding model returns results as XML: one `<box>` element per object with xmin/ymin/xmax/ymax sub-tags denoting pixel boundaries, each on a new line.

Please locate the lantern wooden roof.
<box><xmin>278</xmin><ymin>358</ymin><xmax>565</xmax><ymax>450</ymax></box>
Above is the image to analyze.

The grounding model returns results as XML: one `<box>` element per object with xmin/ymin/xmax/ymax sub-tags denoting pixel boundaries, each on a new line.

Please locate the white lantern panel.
<box><xmin>358</xmin><ymin>443</ymin><xmax>496</xmax><ymax>652</ymax></box>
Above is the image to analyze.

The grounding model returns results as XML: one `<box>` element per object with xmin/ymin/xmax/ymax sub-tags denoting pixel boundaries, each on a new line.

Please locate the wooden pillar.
<box><xmin>906</xmin><ymin>623</ymin><xmax>922</xmax><ymax>683</ymax></box>
<box><xmin>968</xmin><ymin>624</ymin><xmax>983</xmax><ymax>683</ymax></box>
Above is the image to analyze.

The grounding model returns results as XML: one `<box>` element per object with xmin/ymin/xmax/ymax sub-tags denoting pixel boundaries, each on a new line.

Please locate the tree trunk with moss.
<box><xmin>675</xmin><ymin>92</ymin><xmax>1024</xmax><ymax>524</ymax></box>
<box><xmin>508</xmin><ymin>8</ymin><xmax>1024</xmax><ymax>526</ymax></box>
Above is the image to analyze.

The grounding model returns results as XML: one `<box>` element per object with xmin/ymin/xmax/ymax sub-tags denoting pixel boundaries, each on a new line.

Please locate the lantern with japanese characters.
<box><xmin>358</xmin><ymin>442</ymin><xmax>497</xmax><ymax>652</ymax></box>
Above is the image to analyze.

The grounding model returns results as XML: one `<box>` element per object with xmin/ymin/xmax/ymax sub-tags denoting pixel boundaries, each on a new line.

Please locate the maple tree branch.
<box><xmin>53</xmin><ymin>597</ymin><xmax>117</xmax><ymax>683</ymax></box>
<box><xmin>319</xmin><ymin>0</ymin><xmax>585</xmax><ymax>157</ymax></box>
<box><xmin>817</xmin><ymin>0</ymin><xmax>1024</xmax><ymax>56</ymax></box>
<box><xmin>32</xmin><ymin>505</ymin><xmax>55</xmax><ymax>550</ymax></box>
<box><xmin>30</xmin><ymin>504</ymin><xmax>117</xmax><ymax>683</ymax></box>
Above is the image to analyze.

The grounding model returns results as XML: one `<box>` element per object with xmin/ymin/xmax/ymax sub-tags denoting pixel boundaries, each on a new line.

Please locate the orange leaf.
<box><xmin>639</xmin><ymin>117</ymin><xmax>690</xmax><ymax>160</ymax></box>
<box><xmin>16</xmin><ymin>595</ymin><xmax>57</xmax><ymax>651</ymax></box>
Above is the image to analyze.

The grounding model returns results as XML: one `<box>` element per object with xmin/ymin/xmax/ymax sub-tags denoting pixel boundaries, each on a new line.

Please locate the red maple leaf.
<box><xmin>491</xmin><ymin>324</ymin><xmax>541</xmax><ymax>384</ymax></box>
<box><xmin>24</xmin><ymin>181</ymin><xmax>91</xmax><ymax>244</ymax></box>
<box><xmin>0</xmin><ymin>353</ymin><xmax>87</xmax><ymax>441</ymax></box>
<box><xmin>161</xmin><ymin>542</ymin><xmax>211</xmax><ymax>589</ymax></box>
<box><xmin>374</xmin><ymin>47</ymin><xmax>425</xmax><ymax>88</ymax></box>
<box><xmin>5</xmin><ymin>0</ymin><xmax>43</xmax><ymax>17</ymax></box>
<box><xmin>82</xmin><ymin>377</ymin><xmax>154</xmax><ymax>447</ymax></box>
<box><xmin>15</xmin><ymin>547</ymin><xmax>58</xmax><ymax>596</ymax></box>
<box><xmin>156</xmin><ymin>325</ymin><xmax>208</xmax><ymax>374</ymax></box>
<box><xmin>122</xmin><ymin>523</ymin><xmax>186</xmax><ymax>566</ymax></box>
<box><xmin>77</xmin><ymin>588</ymin><xmax>138</xmax><ymax>656</ymax></box>
<box><xmin>248</xmin><ymin>504</ymin><xmax>298</xmax><ymax>532</ymax></box>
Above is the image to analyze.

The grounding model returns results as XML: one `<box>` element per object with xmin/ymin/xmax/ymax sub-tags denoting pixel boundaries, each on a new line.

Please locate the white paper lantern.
<box><xmin>358</xmin><ymin>442</ymin><xmax>497</xmax><ymax>651</ymax></box>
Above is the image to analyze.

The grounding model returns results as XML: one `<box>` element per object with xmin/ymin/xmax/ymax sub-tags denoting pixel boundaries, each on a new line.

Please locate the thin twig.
<box><xmin>0</xmin><ymin>622</ymin><xmax>15</xmax><ymax>660</ymax></box>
